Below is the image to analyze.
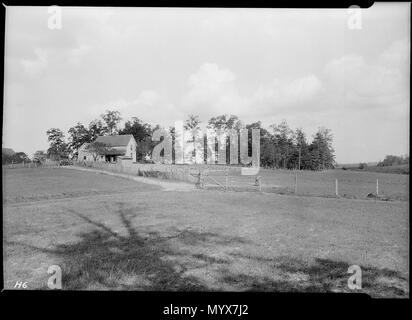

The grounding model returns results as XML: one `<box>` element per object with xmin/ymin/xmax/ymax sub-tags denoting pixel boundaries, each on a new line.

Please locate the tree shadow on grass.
<box><xmin>5</xmin><ymin>204</ymin><xmax>409</xmax><ymax>297</ymax></box>
<box><xmin>6</xmin><ymin>204</ymin><xmax>242</xmax><ymax>291</ymax></box>
<box><xmin>222</xmin><ymin>253</ymin><xmax>409</xmax><ymax>298</ymax></box>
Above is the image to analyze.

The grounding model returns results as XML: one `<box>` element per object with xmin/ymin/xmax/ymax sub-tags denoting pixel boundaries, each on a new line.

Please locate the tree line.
<box><xmin>2</xmin><ymin>148</ymin><xmax>30</xmax><ymax>164</ymax></box>
<box><xmin>377</xmin><ymin>155</ymin><xmax>409</xmax><ymax>167</ymax></box>
<box><xmin>43</xmin><ymin>110</ymin><xmax>336</xmax><ymax>170</ymax></box>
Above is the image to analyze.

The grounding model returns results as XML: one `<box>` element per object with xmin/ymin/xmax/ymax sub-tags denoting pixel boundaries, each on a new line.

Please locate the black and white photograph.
<box><xmin>1</xmin><ymin>2</ymin><xmax>410</xmax><ymax>301</ymax></box>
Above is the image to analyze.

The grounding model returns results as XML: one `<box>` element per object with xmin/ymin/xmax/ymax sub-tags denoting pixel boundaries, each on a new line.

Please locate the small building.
<box><xmin>78</xmin><ymin>134</ymin><xmax>137</xmax><ymax>163</ymax></box>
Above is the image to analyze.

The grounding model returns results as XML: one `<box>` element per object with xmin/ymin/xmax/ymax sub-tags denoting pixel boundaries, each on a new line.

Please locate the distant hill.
<box><xmin>339</xmin><ymin>164</ymin><xmax>409</xmax><ymax>175</ymax></box>
<box><xmin>336</xmin><ymin>162</ymin><xmax>378</xmax><ymax>168</ymax></box>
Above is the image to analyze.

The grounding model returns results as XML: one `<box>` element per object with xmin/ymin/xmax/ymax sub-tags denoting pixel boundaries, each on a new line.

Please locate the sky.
<box><xmin>3</xmin><ymin>4</ymin><xmax>410</xmax><ymax>163</ymax></box>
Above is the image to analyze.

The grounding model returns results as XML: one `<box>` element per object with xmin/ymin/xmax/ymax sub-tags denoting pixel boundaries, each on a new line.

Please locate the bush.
<box><xmin>59</xmin><ymin>159</ymin><xmax>73</xmax><ymax>166</ymax></box>
<box><xmin>139</xmin><ymin>159</ymin><xmax>155</xmax><ymax>164</ymax></box>
<box><xmin>359</xmin><ymin>163</ymin><xmax>367</xmax><ymax>170</ymax></box>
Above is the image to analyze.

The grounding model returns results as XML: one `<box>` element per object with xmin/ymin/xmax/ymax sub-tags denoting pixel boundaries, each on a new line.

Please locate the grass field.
<box><xmin>343</xmin><ymin>164</ymin><xmax>409</xmax><ymax>175</ymax></box>
<box><xmin>205</xmin><ymin>168</ymin><xmax>409</xmax><ymax>201</ymax></box>
<box><xmin>3</xmin><ymin>167</ymin><xmax>409</xmax><ymax>297</ymax></box>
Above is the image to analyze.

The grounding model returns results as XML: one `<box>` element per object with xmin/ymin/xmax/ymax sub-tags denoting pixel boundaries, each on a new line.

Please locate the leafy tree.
<box><xmin>101</xmin><ymin>110</ymin><xmax>122</xmax><ymax>135</ymax></box>
<box><xmin>46</xmin><ymin>128</ymin><xmax>68</xmax><ymax>160</ymax></box>
<box><xmin>309</xmin><ymin>127</ymin><xmax>335</xmax><ymax>170</ymax></box>
<box><xmin>88</xmin><ymin>119</ymin><xmax>108</xmax><ymax>140</ymax></box>
<box><xmin>9</xmin><ymin>152</ymin><xmax>30</xmax><ymax>163</ymax></box>
<box><xmin>246</xmin><ymin>121</ymin><xmax>271</xmax><ymax>167</ymax></box>
<box><xmin>2</xmin><ymin>148</ymin><xmax>15</xmax><ymax>164</ymax></box>
<box><xmin>151</xmin><ymin>124</ymin><xmax>162</xmax><ymax>134</ymax></box>
<box><xmin>68</xmin><ymin>123</ymin><xmax>92</xmax><ymax>158</ymax></box>
<box><xmin>2</xmin><ymin>148</ymin><xmax>15</xmax><ymax>157</ymax></box>
<box><xmin>169</xmin><ymin>126</ymin><xmax>176</xmax><ymax>163</ymax></box>
<box><xmin>293</xmin><ymin>128</ymin><xmax>310</xmax><ymax>170</ymax></box>
<box><xmin>119</xmin><ymin>117</ymin><xmax>153</xmax><ymax>161</ymax></box>
<box><xmin>208</xmin><ymin>115</ymin><xmax>244</xmax><ymax>164</ymax></box>
<box><xmin>378</xmin><ymin>155</ymin><xmax>409</xmax><ymax>167</ymax></box>
<box><xmin>33</xmin><ymin>150</ymin><xmax>47</xmax><ymax>164</ymax></box>
<box><xmin>184</xmin><ymin>114</ymin><xmax>202</xmax><ymax>163</ymax></box>
<box><xmin>207</xmin><ymin>114</ymin><xmax>243</xmax><ymax>131</ymax></box>
<box><xmin>269</xmin><ymin>120</ymin><xmax>294</xmax><ymax>169</ymax></box>
<box><xmin>137</xmin><ymin>137</ymin><xmax>154</xmax><ymax>161</ymax></box>
<box><xmin>2</xmin><ymin>149</ymin><xmax>32</xmax><ymax>164</ymax></box>
<box><xmin>120</xmin><ymin>117</ymin><xmax>152</xmax><ymax>141</ymax></box>
<box><xmin>184</xmin><ymin>114</ymin><xmax>201</xmax><ymax>131</ymax></box>
<box><xmin>85</xmin><ymin>141</ymin><xmax>111</xmax><ymax>161</ymax></box>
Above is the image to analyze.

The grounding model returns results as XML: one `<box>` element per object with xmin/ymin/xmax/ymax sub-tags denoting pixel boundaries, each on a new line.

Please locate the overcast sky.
<box><xmin>3</xmin><ymin>4</ymin><xmax>410</xmax><ymax>163</ymax></box>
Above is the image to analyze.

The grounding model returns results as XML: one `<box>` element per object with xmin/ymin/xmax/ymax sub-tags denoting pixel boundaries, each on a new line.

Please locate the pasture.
<box><xmin>2</xmin><ymin>167</ymin><xmax>409</xmax><ymax>297</ymax></box>
<box><xmin>205</xmin><ymin>168</ymin><xmax>409</xmax><ymax>201</ymax></box>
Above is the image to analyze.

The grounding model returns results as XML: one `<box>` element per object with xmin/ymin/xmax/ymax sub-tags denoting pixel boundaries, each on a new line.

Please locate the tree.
<box><xmin>269</xmin><ymin>120</ymin><xmax>294</xmax><ymax>169</ymax></box>
<box><xmin>68</xmin><ymin>123</ymin><xmax>92</xmax><ymax>158</ymax></box>
<box><xmin>207</xmin><ymin>114</ymin><xmax>243</xmax><ymax>131</ymax></box>
<box><xmin>2</xmin><ymin>149</ymin><xmax>31</xmax><ymax>164</ymax></box>
<box><xmin>184</xmin><ymin>114</ymin><xmax>202</xmax><ymax>163</ymax></box>
<box><xmin>2</xmin><ymin>148</ymin><xmax>15</xmax><ymax>157</ymax></box>
<box><xmin>33</xmin><ymin>150</ymin><xmax>47</xmax><ymax>164</ymax></box>
<box><xmin>378</xmin><ymin>155</ymin><xmax>409</xmax><ymax>167</ymax></box>
<box><xmin>101</xmin><ymin>110</ymin><xmax>122</xmax><ymax>135</ymax></box>
<box><xmin>9</xmin><ymin>152</ymin><xmax>30</xmax><ymax>163</ymax></box>
<box><xmin>2</xmin><ymin>148</ymin><xmax>15</xmax><ymax>164</ymax></box>
<box><xmin>119</xmin><ymin>117</ymin><xmax>153</xmax><ymax>161</ymax></box>
<box><xmin>137</xmin><ymin>137</ymin><xmax>154</xmax><ymax>161</ymax></box>
<box><xmin>246</xmin><ymin>121</ymin><xmax>273</xmax><ymax>168</ymax></box>
<box><xmin>208</xmin><ymin>114</ymin><xmax>244</xmax><ymax>164</ymax></box>
<box><xmin>184</xmin><ymin>114</ymin><xmax>201</xmax><ymax>131</ymax></box>
<box><xmin>88</xmin><ymin>119</ymin><xmax>108</xmax><ymax>140</ymax></box>
<box><xmin>46</xmin><ymin>128</ymin><xmax>68</xmax><ymax>161</ymax></box>
<box><xmin>85</xmin><ymin>141</ymin><xmax>111</xmax><ymax>161</ymax></box>
<box><xmin>293</xmin><ymin>128</ymin><xmax>310</xmax><ymax>170</ymax></box>
<box><xmin>169</xmin><ymin>126</ymin><xmax>176</xmax><ymax>163</ymax></box>
<box><xmin>309</xmin><ymin>127</ymin><xmax>335</xmax><ymax>170</ymax></box>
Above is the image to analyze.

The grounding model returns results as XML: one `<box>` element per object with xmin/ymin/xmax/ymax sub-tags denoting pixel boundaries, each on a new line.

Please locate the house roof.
<box><xmin>79</xmin><ymin>143</ymin><xmax>90</xmax><ymax>150</ymax></box>
<box><xmin>102</xmin><ymin>147</ymin><xmax>127</xmax><ymax>155</ymax></box>
<box><xmin>95</xmin><ymin>134</ymin><xmax>134</xmax><ymax>147</ymax></box>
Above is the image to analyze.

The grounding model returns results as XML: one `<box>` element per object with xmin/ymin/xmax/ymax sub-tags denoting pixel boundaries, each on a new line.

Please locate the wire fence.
<box><xmin>73</xmin><ymin>160</ymin><xmax>199</xmax><ymax>184</ymax></box>
<box><xmin>2</xmin><ymin>161</ymin><xmax>60</xmax><ymax>169</ymax></box>
<box><xmin>7</xmin><ymin>160</ymin><xmax>408</xmax><ymax>201</ymax></box>
<box><xmin>195</xmin><ymin>167</ymin><xmax>408</xmax><ymax>201</ymax></box>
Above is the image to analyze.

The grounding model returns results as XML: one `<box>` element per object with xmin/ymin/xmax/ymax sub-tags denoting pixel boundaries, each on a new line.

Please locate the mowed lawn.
<box><xmin>3</xmin><ymin>167</ymin><xmax>409</xmax><ymax>297</ymax></box>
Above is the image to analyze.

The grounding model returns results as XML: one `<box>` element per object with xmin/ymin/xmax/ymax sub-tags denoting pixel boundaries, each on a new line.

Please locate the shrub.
<box><xmin>59</xmin><ymin>159</ymin><xmax>73</xmax><ymax>166</ymax></box>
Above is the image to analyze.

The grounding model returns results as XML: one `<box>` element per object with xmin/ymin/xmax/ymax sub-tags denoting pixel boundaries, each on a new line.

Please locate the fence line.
<box><xmin>2</xmin><ymin>161</ymin><xmax>60</xmax><ymax>169</ymax></box>
<box><xmin>376</xmin><ymin>179</ymin><xmax>379</xmax><ymax>196</ymax></box>
<box><xmin>73</xmin><ymin>160</ymin><xmax>199</xmax><ymax>184</ymax></box>
<box><xmin>9</xmin><ymin>159</ymin><xmax>404</xmax><ymax>200</ymax></box>
<box><xmin>335</xmin><ymin>179</ymin><xmax>339</xmax><ymax>197</ymax></box>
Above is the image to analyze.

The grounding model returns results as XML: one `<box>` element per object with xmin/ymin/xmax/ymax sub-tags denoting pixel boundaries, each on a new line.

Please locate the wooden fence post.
<box><xmin>335</xmin><ymin>178</ymin><xmax>339</xmax><ymax>197</ymax></box>
<box><xmin>197</xmin><ymin>170</ymin><xmax>202</xmax><ymax>188</ymax></box>
<box><xmin>295</xmin><ymin>173</ymin><xmax>298</xmax><ymax>194</ymax></box>
<box><xmin>376</xmin><ymin>179</ymin><xmax>379</xmax><ymax>196</ymax></box>
<box><xmin>225</xmin><ymin>170</ymin><xmax>229</xmax><ymax>191</ymax></box>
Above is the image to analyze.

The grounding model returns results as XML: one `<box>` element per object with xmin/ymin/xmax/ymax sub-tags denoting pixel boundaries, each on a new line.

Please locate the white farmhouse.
<box><xmin>78</xmin><ymin>134</ymin><xmax>137</xmax><ymax>163</ymax></box>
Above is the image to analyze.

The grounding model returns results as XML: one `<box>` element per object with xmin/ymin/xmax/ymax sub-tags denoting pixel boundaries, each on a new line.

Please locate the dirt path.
<box><xmin>64</xmin><ymin>165</ymin><xmax>196</xmax><ymax>192</ymax></box>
